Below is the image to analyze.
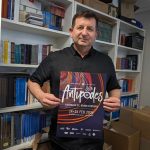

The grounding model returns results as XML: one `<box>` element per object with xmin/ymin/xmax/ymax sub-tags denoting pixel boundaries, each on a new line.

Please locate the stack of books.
<box><xmin>25</xmin><ymin>12</ymin><xmax>43</xmax><ymax>26</ymax></box>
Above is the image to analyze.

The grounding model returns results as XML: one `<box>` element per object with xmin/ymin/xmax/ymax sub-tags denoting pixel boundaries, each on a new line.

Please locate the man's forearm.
<box><xmin>27</xmin><ymin>79</ymin><xmax>45</xmax><ymax>101</ymax></box>
<box><xmin>108</xmin><ymin>89</ymin><xmax>121</xmax><ymax>99</ymax></box>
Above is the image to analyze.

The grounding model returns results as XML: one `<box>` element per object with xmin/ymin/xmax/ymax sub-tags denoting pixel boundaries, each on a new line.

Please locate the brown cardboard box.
<box><xmin>120</xmin><ymin>107</ymin><xmax>150</xmax><ymax>139</ymax></box>
<box><xmin>119</xmin><ymin>0</ymin><xmax>137</xmax><ymax>19</ymax></box>
<box><xmin>103</xmin><ymin>142</ymin><xmax>112</xmax><ymax>150</ymax></box>
<box><xmin>82</xmin><ymin>0</ymin><xmax>108</xmax><ymax>14</ymax></box>
<box><xmin>119</xmin><ymin>107</ymin><xmax>136</xmax><ymax>126</ymax></box>
<box><xmin>132</xmin><ymin>110</ymin><xmax>150</xmax><ymax>140</ymax></box>
<box><xmin>104</xmin><ymin>122</ymin><xmax>140</xmax><ymax>150</ymax></box>
<box><xmin>120</xmin><ymin>2</ymin><xmax>135</xmax><ymax>18</ymax></box>
<box><xmin>140</xmin><ymin>137</ymin><xmax>150</xmax><ymax>150</ymax></box>
<box><xmin>141</xmin><ymin>106</ymin><xmax>150</xmax><ymax>114</ymax></box>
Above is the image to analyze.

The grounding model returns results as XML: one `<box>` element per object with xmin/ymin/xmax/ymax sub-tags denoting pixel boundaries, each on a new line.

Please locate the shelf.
<box><xmin>118</xmin><ymin>45</ymin><xmax>143</xmax><ymax>53</ymax></box>
<box><xmin>120</xmin><ymin>20</ymin><xmax>145</xmax><ymax>32</ymax></box>
<box><xmin>0</xmin><ymin>63</ymin><xmax>38</xmax><ymax>68</ymax></box>
<box><xmin>95</xmin><ymin>40</ymin><xmax>116</xmax><ymax>47</ymax></box>
<box><xmin>5</xmin><ymin>141</ymin><xmax>33</xmax><ymax>150</ymax></box>
<box><xmin>116</xmin><ymin>69</ymin><xmax>141</xmax><ymax>73</ymax></box>
<box><xmin>1</xmin><ymin>18</ymin><xmax>70</xmax><ymax>38</ymax></box>
<box><xmin>121</xmin><ymin>92</ymin><xmax>139</xmax><ymax>97</ymax></box>
<box><xmin>0</xmin><ymin>102</ymin><xmax>43</xmax><ymax>113</ymax></box>
<box><xmin>111</xmin><ymin>117</ymin><xmax>119</xmax><ymax>121</ymax></box>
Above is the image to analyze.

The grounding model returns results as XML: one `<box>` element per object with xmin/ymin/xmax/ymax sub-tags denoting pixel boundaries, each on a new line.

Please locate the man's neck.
<box><xmin>73</xmin><ymin>44</ymin><xmax>91</xmax><ymax>58</ymax></box>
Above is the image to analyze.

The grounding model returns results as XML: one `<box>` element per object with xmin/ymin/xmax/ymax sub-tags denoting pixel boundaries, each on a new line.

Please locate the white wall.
<box><xmin>136</xmin><ymin>11</ymin><xmax>150</xmax><ymax>106</ymax></box>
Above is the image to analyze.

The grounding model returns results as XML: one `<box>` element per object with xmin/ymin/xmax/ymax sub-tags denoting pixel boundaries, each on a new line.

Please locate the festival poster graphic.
<box><xmin>56</xmin><ymin>71</ymin><xmax>106</xmax><ymax>139</ymax></box>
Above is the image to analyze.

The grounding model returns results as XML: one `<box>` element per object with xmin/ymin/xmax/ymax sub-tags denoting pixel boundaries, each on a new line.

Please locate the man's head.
<box><xmin>70</xmin><ymin>11</ymin><xmax>99</xmax><ymax>52</ymax></box>
<box><xmin>71</xmin><ymin>11</ymin><xmax>99</xmax><ymax>30</ymax></box>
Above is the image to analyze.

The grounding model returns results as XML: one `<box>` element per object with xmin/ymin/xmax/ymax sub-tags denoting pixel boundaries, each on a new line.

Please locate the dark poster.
<box><xmin>57</xmin><ymin>71</ymin><xmax>106</xmax><ymax>139</ymax></box>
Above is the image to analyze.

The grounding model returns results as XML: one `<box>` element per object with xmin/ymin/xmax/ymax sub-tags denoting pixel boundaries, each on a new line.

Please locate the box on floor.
<box><xmin>140</xmin><ymin>137</ymin><xmax>150</xmax><ymax>150</ymax></box>
<box><xmin>119</xmin><ymin>107</ymin><xmax>150</xmax><ymax>150</ymax></box>
<box><xmin>104</xmin><ymin>121</ymin><xmax>140</xmax><ymax>150</ymax></box>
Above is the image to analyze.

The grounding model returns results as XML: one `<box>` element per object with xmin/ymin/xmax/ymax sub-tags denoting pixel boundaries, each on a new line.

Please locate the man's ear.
<box><xmin>69</xmin><ymin>27</ymin><xmax>73</xmax><ymax>32</ymax></box>
<box><xmin>69</xmin><ymin>28</ymin><xmax>73</xmax><ymax>37</ymax></box>
<box><xmin>96</xmin><ymin>30</ymin><xmax>100</xmax><ymax>39</ymax></box>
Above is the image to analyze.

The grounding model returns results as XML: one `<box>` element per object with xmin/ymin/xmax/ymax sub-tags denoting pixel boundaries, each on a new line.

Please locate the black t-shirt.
<box><xmin>30</xmin><ymin>44</ymin><xmax>120</xmax><ymax>150</ymax></box>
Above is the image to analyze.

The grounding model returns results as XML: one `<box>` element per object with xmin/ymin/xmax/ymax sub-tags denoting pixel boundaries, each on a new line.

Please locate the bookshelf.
<box><xmin>0</xmin><ymin>0</ymin><xmax>146</xmax><ymax>149</ymax></box>
<box><xmin>0</xmin><ymin>0</ymin><xmax>74</xmax><ymax>149</ymax></box>
<box><xmin>73</xmin><ymin>2</ymin><xmax>145</xmax><ymax>121</ymax></box>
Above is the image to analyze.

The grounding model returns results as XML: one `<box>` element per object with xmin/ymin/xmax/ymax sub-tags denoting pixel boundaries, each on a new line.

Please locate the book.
<box><xmin>57</xmin><ymin>71</ymin><xmax>106</xmax><ymax>139</ymax></box>
<box><xmin>2</xmin><ymin>0</ymin><xmax>8</xmax><ymax>19</ymax></box>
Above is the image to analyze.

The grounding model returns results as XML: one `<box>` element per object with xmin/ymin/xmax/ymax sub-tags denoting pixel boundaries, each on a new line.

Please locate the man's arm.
<box><xmin>103</xmin><ymin>89</ymin><xmax>121</xmax><ymax>112</ymax></box>
<box><xmin>27</xmin><ymin>79</ymin><xmax>60</xmax><ymax>108</ymax></box>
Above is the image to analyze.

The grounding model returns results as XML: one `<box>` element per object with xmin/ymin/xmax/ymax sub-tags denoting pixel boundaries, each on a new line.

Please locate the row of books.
<box><xmin>0</xmin><ymin>73</ymin><xmax>51</xmax><ymax>108</ymax></box>
<box><xmin>19</xmin><ymin>0</ymin><xmax>65</xmax><ymax>31</ymax></box>
<box><xmin>0</xmin><ymin>40</ymin><xmax>52</xmax><ymax>65</ymax></box>
<box><xmin>119</xmin><ymin>33</ymin><xmax>144</xmax><ymax>50</ymax></box>
<box><xmin>0</xmin><ymin>73</ymin><xmax>29</xmax><ymax>108</ymax></box>
<box><xmin>1</xmin><ymin>0</ymin><xmax>15</xmax><ymax>20</ymax></box>
<box><xmin>118</xmin><ymin>78</ymin><xmax>135</xmax><ymax>92</ymax></box>
<box><xmin>97</xmin><ymin>21</ymin><xmax>113</xmax><ymax>42</ymax></box>
<box><xmin>42</xmin><ymin>1</ymin><xmax>65</xmax><ymax>31</ymax></box>
<box><xmin>42</xmin><ymin>11</ymin><xmax>64</xmax><ymax>31</ymax></box>
<box><xmin>0</xmin><ymin>110</ymin><xmax>51</xmax><ymax>149</ymax></box>
<box><xmin>116</xmin><ymin>55</ymin><xmax>138</xmax><ymax>70</ymax></box>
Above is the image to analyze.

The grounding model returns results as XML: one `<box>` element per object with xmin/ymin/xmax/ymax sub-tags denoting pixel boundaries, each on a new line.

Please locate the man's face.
<box><xmin>69</xmin><ymin>17</ymin><xmax>97</xmax><ymax>49</ymax></box>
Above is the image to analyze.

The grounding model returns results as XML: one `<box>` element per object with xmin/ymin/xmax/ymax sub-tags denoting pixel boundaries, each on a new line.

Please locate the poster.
<box><xmin>56</xmin><ymin>71</ymin><xmax>106</xmax><ymax>138</ymax></box>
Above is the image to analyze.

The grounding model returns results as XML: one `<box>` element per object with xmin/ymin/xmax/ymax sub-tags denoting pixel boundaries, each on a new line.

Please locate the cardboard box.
<box><xmin>104</xmin><ymin>122</ymin><xmax>140</xmax><ymax>150</ymax></box>
<box><xmin>119</xmin><ymin>0</ymin><xmax>137</xmax><ymax>19</ymax></box>
<box><xmin>119</xmin><ymin>107</ymin><xmax>150</xmax><ymax>143</ymax></box>
<box><xmin>141</xmin><ymin>106</ymin><xmax>150</xmax><ymax>114</ymax></box>
<box><xmin>119</xmin><ymin>107</ymin><xmax>136</xmax><ymax>126</ymax></box>
<box><xmin>82</xmin><ymin>0</ymin><xmax>108</xmax><ymax>14</ymax></box>
<box><xmin>132</xmin><ymin>110</ymin><xmax>150</xmax><ymax>140</ymax></box>
<box><xmin>120</xmin><ymin>2</ymin><xmax>135</xmax><ymax>18</ymax></box>
<box><xmin>140</xmin><ymin>137</ymin><xmax>150</xmax><ymax>150</ymax></box>
<box><xmin>103</xmin><ymin>143</ymin><xmax>112</xmax><ymax>150</ymax></box>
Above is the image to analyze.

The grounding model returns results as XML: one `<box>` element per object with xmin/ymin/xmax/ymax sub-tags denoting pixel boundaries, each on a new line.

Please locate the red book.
<box><xmin>2</xmin><ymin>0</ymin><xmax>8</xmax><ymax>18</ymax></box>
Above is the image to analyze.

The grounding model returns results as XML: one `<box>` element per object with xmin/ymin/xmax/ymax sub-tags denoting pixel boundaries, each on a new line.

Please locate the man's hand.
<box><xmin>27</xmin><ymin>80</ymin><xmax>61</xmax><ymax>109</ymax></box>
<box><xmin>39</xmin><ymin>93</ymin><xmax>61</xmax><ymax>109</ymax></box>
<box><xmin>103</xmin><ymin>97</ymin><xmax>120</xmax><ymax>112</ymax></box>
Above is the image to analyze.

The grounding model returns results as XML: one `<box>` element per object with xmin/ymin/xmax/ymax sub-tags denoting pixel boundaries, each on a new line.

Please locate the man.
<box><xmin>28</xmin><ymin>11</ymin><xmax>121</xmax><ymax>150</ymax></box>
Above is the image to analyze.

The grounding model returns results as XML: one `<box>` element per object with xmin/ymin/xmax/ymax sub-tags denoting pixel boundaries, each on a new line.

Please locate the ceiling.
<box><xmin>135</xmin><ymin>0</ymin><xmax>150</xmax><ymax>14</ymax></box>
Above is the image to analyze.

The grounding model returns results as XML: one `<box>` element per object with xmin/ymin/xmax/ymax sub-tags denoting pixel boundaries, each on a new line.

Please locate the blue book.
<box><xmin>7</xmin><ymin>0</ymin><xmax>11</xmax><ymax>19</ymax></box>
<box><xmin>14</xmin><ymin>113</ymin><xmax>22</xmax><ymax>144</ymax></box>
